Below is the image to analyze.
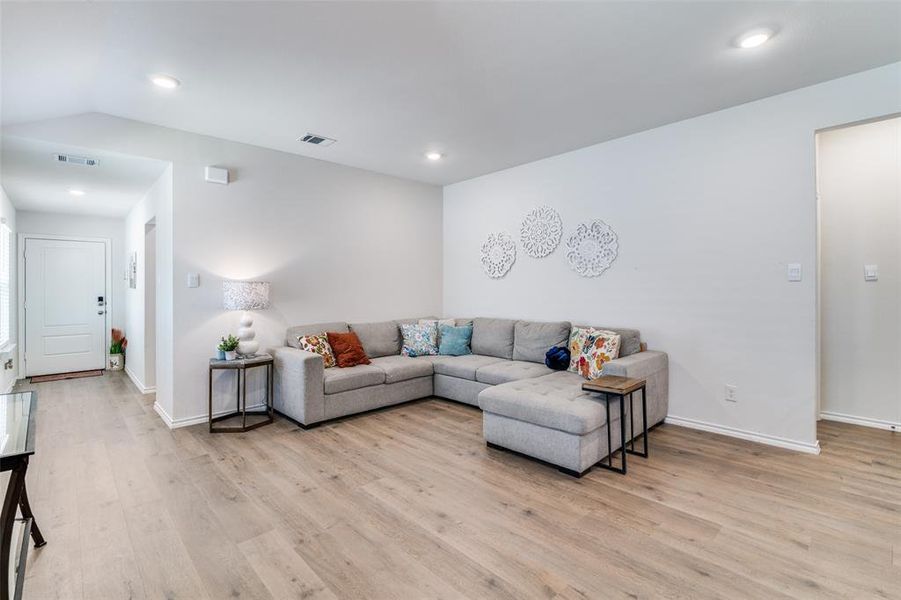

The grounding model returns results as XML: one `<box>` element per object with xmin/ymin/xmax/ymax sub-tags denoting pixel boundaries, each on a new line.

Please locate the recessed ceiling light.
<box><xmin>425</xmin><ymin>152</ymin><xmax>443</xmax><ymax>161</ymax></box>
<box><xmin>737</xmin><ymin>29</ymin><xmax>773</xmax><ymax>49</ymax></box>
<box><xmin>150</xmin><ymin>74</ymin><xmax>180</xmax><ymax>89</ymax></box>
<box><xmin>68</xmin><ymin>189</ymin><xmax>86</xmax><ymax>196</ymax></box>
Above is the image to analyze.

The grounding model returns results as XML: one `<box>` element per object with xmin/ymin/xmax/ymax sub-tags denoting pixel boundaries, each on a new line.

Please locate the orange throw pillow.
<box><xmin>326</xmin><ymin>331</ymin><xmax>371</xmax><ymax>368</ymax></box>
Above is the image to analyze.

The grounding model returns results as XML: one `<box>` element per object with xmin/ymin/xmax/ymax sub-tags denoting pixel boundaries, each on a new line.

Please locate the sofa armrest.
<box><xmin>603</xmin><ymin>350</ymin><xmax>669</xmax><ymax>426</ymax></box>
<box><xmin>603</xmin><ymin>350</ymin><xmax>667</xmax><ymax>380</ymax></box>
<box><xmin>270</xmin><ymin>346</ymin><xmax>325</xmax><ymax>426</ymax></box>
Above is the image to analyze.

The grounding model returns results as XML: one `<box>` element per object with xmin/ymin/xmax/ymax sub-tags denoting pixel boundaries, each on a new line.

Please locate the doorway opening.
<box><xmin>816</xmin><ymin>114</ymin><xmax>901</xmax><ymax>432</ymax></box>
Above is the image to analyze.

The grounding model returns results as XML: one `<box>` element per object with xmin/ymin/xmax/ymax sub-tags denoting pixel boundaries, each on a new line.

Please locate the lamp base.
<box><xmin>236</xmin><ymin>311</ymin><xmax>259</xmax><ymax>357</ymax></box>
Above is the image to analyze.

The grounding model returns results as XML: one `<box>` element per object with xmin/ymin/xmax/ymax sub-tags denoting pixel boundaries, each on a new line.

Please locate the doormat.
<box><xmin>30</xmin><ymin>370</ymin><xmax>104</xmax><ymax>383</ymax></box>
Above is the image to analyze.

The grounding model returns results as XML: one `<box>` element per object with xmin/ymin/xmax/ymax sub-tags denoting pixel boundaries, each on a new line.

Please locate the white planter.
<box><xmin>109</xmin><ymin>353</ymin><xmax>124</xmax><ymax>371</ymax></box>
<box><xmin>224</xmin><ymin>350</ymin><xmax>238</xmax><ymax>361</ymax></box>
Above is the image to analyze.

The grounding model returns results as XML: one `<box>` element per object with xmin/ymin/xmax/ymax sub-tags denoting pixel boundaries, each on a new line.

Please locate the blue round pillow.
<box><xmin>545</xmin><ymin>346</ymin><xmax>570</xmax><ymax>371</ymax></box>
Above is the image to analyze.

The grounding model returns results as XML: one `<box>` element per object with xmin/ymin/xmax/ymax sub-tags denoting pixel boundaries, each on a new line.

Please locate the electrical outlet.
<box><xmin>725</xmin><ymin>384</ymin><xmax>737</xmax><ymax>402</ymax></box>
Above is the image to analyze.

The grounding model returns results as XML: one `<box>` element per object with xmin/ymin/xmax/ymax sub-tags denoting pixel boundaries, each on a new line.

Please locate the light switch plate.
<box><xmin>864</xmin><ymin>265</ymin><xmax>878</xmax><ymax>281</ymax></box>
<box><xmin>187</xmin><ymin>272</ymin><xmax>200</xmax><ymax>288</ymax></box>
<box><xmin>787</xmin><ymin>263</ymin><xmax>802</xmax><ymax>282</ymax></box>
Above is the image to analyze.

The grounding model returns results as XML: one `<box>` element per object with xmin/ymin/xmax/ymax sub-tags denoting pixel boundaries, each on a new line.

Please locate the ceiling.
<box><xmin>2</xmin><ymin>2</ymin><xmax>900</xmax><ymax>186</ymax></box>
<box><xmin>1</xmin><ymin>136</ymin><xmax>168</xmax><ymax>217</ymax></box>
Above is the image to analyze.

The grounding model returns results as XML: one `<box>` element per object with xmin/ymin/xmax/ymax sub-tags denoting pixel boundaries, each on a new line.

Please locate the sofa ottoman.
<box><xmin>479</xmin><ymin>371</ymin><xmax>626</xmax><ymax>476</ymax></box>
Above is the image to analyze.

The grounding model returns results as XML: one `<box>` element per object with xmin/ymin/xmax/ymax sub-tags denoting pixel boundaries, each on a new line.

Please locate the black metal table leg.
<box><xmin>17</xmin><ymin>468</ymin><xmax>45</xmax><ymax>548</ymax></box>
<box><xmin>641</xmin><ymin>384</ymin><xmax>648</xmax><ymax>457</ymax></box>
<box><xmin>606</xmin><ymin>396</ymin><xmax>612</xmax><ymax>468</ymax></box>
<box><xmin>268</xmin><ymin>363</ymin><xmax>274</xmax><ymax>418</ymax></box>
<box><xmin>1</xmin><ymin>460</ymin><xmax>26</xmax><ymax>600</ymax></box>
<box><xmin>596</xmin><ymin>393</ymin><xmax>627</xmax><ymax>475</ymax></box>
<box><xmin>208</xmin><ymin>367</ymin><xmax>213</xmax><ymax>433</ymax></box>
<box><xmin>619</xmin><ymin>394</ymin><xmax>627</xmax><ymax>475</ymax></box>
<box><xmin>628</xmin><ymin>390</ymin><xmax>634</xmax><ymax>453</ymax></box>
<box><xmin>241</xmin><ymin>366</ymin><xmax>247</xmax><ymax>430</ymax></box>
<box><xmin>625</xmin><ymin>385</ymin><xmax>649</xmax><ymax>458</ymax></box>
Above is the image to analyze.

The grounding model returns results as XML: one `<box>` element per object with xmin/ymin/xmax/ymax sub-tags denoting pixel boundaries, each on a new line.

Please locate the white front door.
<box><xmin>24</xmin><ymin>238</ymin><xmax>107</xmax><ymax>376</ymax></box>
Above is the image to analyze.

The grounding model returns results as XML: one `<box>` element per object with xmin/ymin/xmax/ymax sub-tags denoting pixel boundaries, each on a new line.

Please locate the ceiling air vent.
<box><xmin>297</xmin><ymin>133</ymin><xmax>336</xmax><ymax>147</ymax></box>
<box><xmin>55</xmin><ymin>153</ymin><xmax>99</xmax><ymax>166</ymax></box>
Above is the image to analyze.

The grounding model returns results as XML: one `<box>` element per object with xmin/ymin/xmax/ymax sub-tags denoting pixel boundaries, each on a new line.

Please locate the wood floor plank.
<box><xmin>16</xmin><ymin>372</ymin><xmax>901</xmax><ymax>599</ymax></box>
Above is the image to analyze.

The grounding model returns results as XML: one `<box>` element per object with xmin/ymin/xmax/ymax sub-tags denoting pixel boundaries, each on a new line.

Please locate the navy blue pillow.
<box><xmin>545</xmin><ymin>346</ymin><xmax>570</xmax><ymax>371</ymax></box>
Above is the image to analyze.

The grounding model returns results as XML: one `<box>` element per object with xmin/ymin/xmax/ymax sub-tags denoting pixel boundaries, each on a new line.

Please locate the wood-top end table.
<box><xmin>209</xmin><ymin>354</ymin><xmax>274</xmax><ymax>433</ymax></box>
<box><xmin>582</xmin><ymin>375</ymin><xmax>649</xmax><ymax>475</ymax></box>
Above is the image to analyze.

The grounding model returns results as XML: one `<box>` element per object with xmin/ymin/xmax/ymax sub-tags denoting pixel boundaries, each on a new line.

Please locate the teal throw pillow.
<box><xmin>438</xmin><ymin>324</ymin><xmax>472</xmax><ymax>356</ymax></box>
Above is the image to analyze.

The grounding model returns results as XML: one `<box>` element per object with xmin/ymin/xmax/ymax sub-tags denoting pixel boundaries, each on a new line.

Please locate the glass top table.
<box><xmin>1</xmin><ymin>391</ymin><xmax>43</xmax><ymax>600</ymax></box>
<box><xmin>0</xmin><ymin>392</ymin><xmax>35</xmax><ymax>461</ymax></box>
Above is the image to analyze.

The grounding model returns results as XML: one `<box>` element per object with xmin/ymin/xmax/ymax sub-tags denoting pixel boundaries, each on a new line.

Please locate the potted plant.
<box><xmin>109</xmin><ymin>328</ymin><xmax>127</xmax><ymax>371</ymax></box>
<box><xmin>219</xmin><ymin>335</ymin><xmax>240</xmax><ymax>361</ymax></box>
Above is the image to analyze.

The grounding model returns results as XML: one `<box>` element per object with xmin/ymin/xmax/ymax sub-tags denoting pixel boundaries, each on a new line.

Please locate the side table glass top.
<box><xmin>1</xmin><ymin>392</ymin><xmax>35</xmax><ymax>459</ymax></box>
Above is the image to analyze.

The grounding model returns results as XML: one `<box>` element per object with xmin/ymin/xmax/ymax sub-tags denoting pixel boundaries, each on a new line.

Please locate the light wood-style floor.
<box><xmin>12</xmin><ymin>371</ymin><xmax>901</xmax><ymax>599</ymax></box>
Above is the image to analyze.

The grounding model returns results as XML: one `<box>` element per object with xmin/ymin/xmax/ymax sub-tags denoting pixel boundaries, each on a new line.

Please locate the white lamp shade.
<box><xmin>223</xmin><ymin>280</ymin><xmax>271</xmax><ymax>311</ymax></box>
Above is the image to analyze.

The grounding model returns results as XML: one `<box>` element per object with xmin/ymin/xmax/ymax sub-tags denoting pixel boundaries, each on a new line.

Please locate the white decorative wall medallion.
<box><xmin>565</xmin><ymin>220</ymin><xmax>619</xmax><ymax>277</ymax></box>
<box><xmin>520</xmin><ymin>205</ymin><xmax>563</xmax><ymax>258</ymax></box>
<box><xmin>480</xmin><ymin>232</ymin><xmax>516</xmax><ymax>278</ymax></box>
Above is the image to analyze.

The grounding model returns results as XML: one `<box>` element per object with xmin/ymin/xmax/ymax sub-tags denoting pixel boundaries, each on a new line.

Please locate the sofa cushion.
<box><xmin>576</xmin><ymin>325</ymin><xmax>641</xmax><ymax>357</ymax></box>
<box><xmin>419</xmin><ymin>318</ymin><xmax>455</xmax><ymax>341</ymax></box>
<box><xmin>295</xmin><ymin>333</ymin><xmax>337</xmax><ymax>368</ymax></box>
<box><xmin>478</xmin><ymin>371</ymin><xmax>610</xmax><ymax>435</ymax></box>
<box><xmin>286</xmin><ymin>322</ymin><xmax>348</xmax><ymax>348</ymax></box>
<box><xmin>471</xmin><ymin>318</ymin><xmax>516</xmax><ymax>359</ymax></box>
<box><xmin>400</xmin><ymin>322</ymin><xmax>439</xmax><ymax>357</ymax></box>
<box><xmin>438</xmin><ymin>324</ymin><xmax>473</xmax><ymax>356</ymax></box>
<box><xmin>326</xmin><ymin>331</ymin><xmax>371</xmax><ymax>368</ymax></box>
<box><xmin>433</xmin><ymin>354</ymin><xmax>506</xmax><ymax>381</ymax></box>
<box><xmin>348</xmin><ymin>321</ymin><xmax>402</xmax><ymax>358</ymax></box>
<box><xmin>568</xmin><ymin>326</ymin><xmax>621</xmax><ymax>379</ymax></box>
<box><xmin>323</xmin><ymin>364</ymin><xmax>385</xmax><ymax>394</ymax></box>
<box><xmin>513</xmin><ymin>320</ymin><xmax>571</xmax><ymax>363</ymax></box>
<box><xmin>370</xmin><ymin>355</ymin><xmax>434</xmax><ymax>384</ymax></box>
<box><xmin>475</xmin><ymin>360</ymin><xmax>555</xmax><ymax>385</ymax></box>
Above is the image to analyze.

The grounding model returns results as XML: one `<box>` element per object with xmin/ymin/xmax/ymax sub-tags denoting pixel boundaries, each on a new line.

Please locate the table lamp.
<box><xmin>223</xmin><ymin>280</ymin><xmax>271</xmax><ymax>357</ymax></box>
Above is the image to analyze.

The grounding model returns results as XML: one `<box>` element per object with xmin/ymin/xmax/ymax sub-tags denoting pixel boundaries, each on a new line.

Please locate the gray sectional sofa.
<box><xmin>270</xmin><ymin>317</ymin><xmax>668</xmax><ymax>476</ymax></box>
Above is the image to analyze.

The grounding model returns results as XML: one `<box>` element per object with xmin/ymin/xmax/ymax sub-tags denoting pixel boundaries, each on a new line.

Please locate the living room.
<box><xmin>1</xmin><ymin>2</ymin><xmax>899</xmax><ymax>599</ymax></box>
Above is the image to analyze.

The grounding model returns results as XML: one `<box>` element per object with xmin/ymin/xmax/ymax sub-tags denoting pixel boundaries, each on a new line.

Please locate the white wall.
<box><xmin>123</xmin><ymin>167</ymin><xmax>171</xmax><ymax>396</ymax></box>
<box><xmin>4</xmin><ymin>115</ymin><xmax>443</xmax><ymax>425</ymax></box>
<box><xmin>16</xmin><ymin>210</ymin><xmax>126</xmax><ymax>332</ymax></box>
<box><xmin>818</xmin><ymin>117</ymin><xmax>901</xmax><ymax>428</ymax></box>
<box><xmin>0</xmin><ymin>187</ymin><xmax>17</xmax><ymax>392</ymax></box>
<box><xmin>444</xmin><ymin>62</ymin><xmax>901</xmax><ymax>452</ymax></box>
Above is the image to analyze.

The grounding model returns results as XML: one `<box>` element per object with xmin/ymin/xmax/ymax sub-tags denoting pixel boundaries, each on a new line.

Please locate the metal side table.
<box><xmin>209</xmin><ymin>354</ymin><xmax>274</xmax><ymax>433</ymax></box>
<box><xmin>581</xmin><ymin>375</ymin><xmax>648</xmax><ymax>475</ymax></box>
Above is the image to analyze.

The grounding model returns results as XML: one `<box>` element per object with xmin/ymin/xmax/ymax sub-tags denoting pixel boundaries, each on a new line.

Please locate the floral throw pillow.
<box><xmin>296</xmin><ymin>333</ymin><xmax>337</xmax><ymax>368</ymax></box>
<box><xmin>568</xmin><ymin>326</ymin><xmax>621</xmax><ymax>379</ymax></box>
<box><xmin>401</xmin><ymin>322</ymin><xmax>438</xmax><ymax>357</ymax></box>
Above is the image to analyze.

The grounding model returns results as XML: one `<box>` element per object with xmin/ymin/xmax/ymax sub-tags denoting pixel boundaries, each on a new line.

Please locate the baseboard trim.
<box><xmin>154</xmin><ymin>401</ymin><xmax>267</xmax><ymax>430</ymax></box>
<box><xmin>124</xmin><ymin>366</ymin><xmax>156</xmax><ymax>395</ymax></box>
<box><xmin>154</xmin><ymin>401</ymin><xmax>176</xmax><ymax>428</ymax></box>
<box><xmin>664</xmin><ymin>415</ymin><xmax>821</xmax><ymax>455</ymax></box>
<box><xmin>819</xmin><ymin>411</ymin><xmax>900</xmax><ymax>432</ymax></box>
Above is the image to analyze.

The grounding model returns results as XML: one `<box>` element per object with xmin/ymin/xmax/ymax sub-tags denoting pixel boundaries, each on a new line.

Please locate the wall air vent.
<box><xmin>297</xmin><ymin>133</ymin><xmax>336</xmax><ymax>147</ymax></box>
<box><xmin>55</xmin><ymin>153</ymin><xmax>99</xmax><ymax>166</ymax></box>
